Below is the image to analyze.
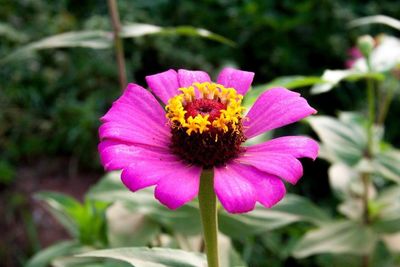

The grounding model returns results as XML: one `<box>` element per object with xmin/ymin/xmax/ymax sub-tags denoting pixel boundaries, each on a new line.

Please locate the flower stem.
<box><xmin>107</xmin><ymin>0</ymin><xmax>127</xmax><ymax>91</ymax></box>
<box><xmin>366</xmin><ymin>77</ymin><xmax>375</xmax><ymax>154</ymax></box>
<box><xmin>361</xmin><ymin>59</ymin><xmax>375</xmax><ymax>267</ymax></box>
<box><xmin>198</xmin><ymin>170</ymin><xmax>219</xmax><ymax>267</ymax></box>
<box><xmin>377</xmin><ymin>80</ymin><xmax>396</xmax><ymax>126</ymax></box>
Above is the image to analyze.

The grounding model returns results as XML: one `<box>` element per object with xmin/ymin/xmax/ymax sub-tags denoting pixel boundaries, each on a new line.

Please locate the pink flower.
<box><xmin>98</xmin><ymin>68</ymin><xmax>319</xmax><ymax>213</ymax></box>
<box><xmin>345</xmin><ymin>47</ymin><xmax>363</xmax><ymax>69</ymax></box>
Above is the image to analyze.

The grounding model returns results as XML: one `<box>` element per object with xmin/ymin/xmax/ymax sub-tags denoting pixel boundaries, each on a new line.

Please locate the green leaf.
<box><xmin>87</xmin><ymin>172</ymin><xmax>159</xmax><ymax>213</ymax></box>
<box><xmin>328</xmin><ymin>163</ymin><xmax>362</xmax><ymax>200</ymax></box>
<box><xmin>316</xmin><ymin>254</ymin><xmax>362</xmax><ymax>267</ymax></box>
<box><xmin>261</xmin><ymin>75</ymin><xmax>323</xmax><ymax>89</ymax></box>
<box><xmin>373</xmin><ymin>147</ymin><xmax>400</xmax><ymax>184</ymax></box>
<box><xmin>382</xmin><ymin>233</ymin><xmax>400</xmax><ymax>253</ymax></box>
<box><xmin>243</xmin><ymin>75</ymin><xmax>322</xmax><ymax>108</ymax></box>
<box><xmin>51</xmin><ymin>257</ymin><xmax>131</xmax><ymax>267</ymax></box>
<box><xmin>372</xmin><ymin>186</ymin><xmax>400</xmax><ymax>233</ymax></box>
<box><xmin>308</xmin><ymin>113</ymin><xmax>367</xmax><ymax>165</ymax></box>
<box><xmin>0</xmin><ymin>22</ymin><xmax>28</xmax><ymax>42</ymax></box>
<box><xmin>2</xmin><ymin>23</ymin><xmax>234</xmax><ymax>64</ymax></box>
<box><xmin>310</xmin><ymin>70</ymin><xmax>384</xmax><ymax>94</ymax></box>
<box><xmin>292</xmin><ymin>221</ymin><xmax>377</xmax><ymax>258</ymax></box>
<box><xmin>220</xmin><ymin>194</ymin><xmax>330</xmax><ymax>239</ymax></box>
<box><xmin>77</xmin><ymin>247</ymin><xmax>206</xmax><ymax>267</ymax></box>
<box><xmin>121</xmin><ymin>23</ymin><xmax>235</xmax><ymax>47</ymax></box>
<box><xmin>25</xmin><ymin>241</ymin><xmax>81</xmax><ymax>267</ymax></box>
<box><xmin>77</xmin><ymin>200</ymin><xmax>109</xmax><ymax>246</ymax></box>
<box><xmin>106</xmin><ymin>202</ymin><xmax>160</xmax><ymax>247</ymax></box>
<box><xmin>1</xmin><ymin>31</ymin><xmax>112</xmax><ymax>63</ymax></box>
<box><xmin>218</xmin><ymin>234</ymin><xmax>248</xmax><ymax>267</ymax></box>
<box><xmin>35</xmin><ymin>191</ymin><xmax>109</xmax><ymax>246</ymax></box>
<box><xmin>349</xmin><ymin>15</ymin><xmax>400</xmax><ymax>31</ymax></box>
<box><xmin>35</xmin><ymin>191</ymin><xmax>82</xmax><ymax>238</ymax></box>
<box><xmin>88</xmin><ymin>172</ymin><xmax>201</xmax><ymax>235</ymax></box>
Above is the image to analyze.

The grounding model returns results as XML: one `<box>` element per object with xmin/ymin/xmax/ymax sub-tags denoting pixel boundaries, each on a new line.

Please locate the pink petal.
<box><xmin>99</xmin><ymin>140</ymin><xmax>171</xmax><ymax>171</ymax></box>
<box><xmin>177</xmin><ymin>69</ymin><xmax>211</xmax><ymax>87</ymax></box>
<box><xmin>217</xmin><ymin>67</ymin><xmax>254</xmax><ymax>95</ymax></box>
<box><xmin>246</xmin><ymin>136</ymin><xmax>319</xmax><ymax>160</ymax></box>
<box><xmin>228</xmin><ymin>162</ymin><xmax>286</xmax><ymax>208</ymax></box>
<box><xmin>235</xmin><ymin>152</ymin><xmax>303</xmax><ymax>184</ymax></box>
<box><xmin>154</xmin><ymin>163</ymin><xmax>202</xmax><ymax>210</ymax></box>
<box><xmin>99</xmin><ymin>83</ymin><xmax>170</xmax><ymax>148</ymax></box>
<box><xmin>145</xmin><ymin>69</ymin><xmax>179</xmax><ymax>104</ymax></box>
<box><xmin>214</xmin><ymin>165</ymin><xmax>257</xmax><ymax>213</ymax></box>
<box><xmin>243</xmin><ymin>88</ymin><xmax>317</xmax><ymax>139</ymax></box>
<box><xmin>121</xmin><ymin>153</ymin><xmax>198</xmax><ymax>197</ymax></box>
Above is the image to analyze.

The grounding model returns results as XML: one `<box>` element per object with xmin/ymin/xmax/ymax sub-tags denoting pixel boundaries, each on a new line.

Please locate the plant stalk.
<box><xmin>107</xmin><ymin>0</ymin><xmax>127</xmax><ymax>91</ymax></box>
<box><xmin>366</xmin><ymin>77</ymin><xmax>375</xmax><ymax>155</ymax></box>
<box><xmin>361</xmin><ymin>173</ymin><xmax>370</xmax><ymax>225</ymax></box>
<box><xmin>198</xmin><ymin>170</ymin><xmax>219</xmax><ymax>267</ymax></box>
<box><xmin>361</xmin><ymin>58</ymin><xmax>375</xmax><ymax>267</ymax></box>
<box><xmin>377</xmin><ymin>81</ymin><xmax>396</xmax><ymax>126</ymax></box>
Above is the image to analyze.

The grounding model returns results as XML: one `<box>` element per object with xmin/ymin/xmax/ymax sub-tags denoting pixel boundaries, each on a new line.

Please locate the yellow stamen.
<box><xmin>165</xmin><ymin>82</ymin><xmax>245</xmax><ymax>135</ymax></box>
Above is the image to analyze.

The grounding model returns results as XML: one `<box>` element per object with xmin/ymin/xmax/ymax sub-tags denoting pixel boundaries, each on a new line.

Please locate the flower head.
<box><xmin>99</xmin><ymin>68</ymin><xmax>319</xmax><ymax>213</ymax></box>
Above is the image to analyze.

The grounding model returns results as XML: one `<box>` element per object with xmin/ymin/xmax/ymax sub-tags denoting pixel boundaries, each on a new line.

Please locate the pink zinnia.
<box><xmin>98</xmin><ymin>68</ymin><xmax>319</xmax><ymax>213</ymax></box>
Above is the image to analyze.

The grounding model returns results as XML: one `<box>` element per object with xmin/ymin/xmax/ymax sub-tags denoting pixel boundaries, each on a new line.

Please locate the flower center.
<box><xmin>165</xmin><ymin>82</ymin><xmax>246</xmax><ymax>168</ymax></box>
<box><xmin>185</xmin><ymin>99</ymin><xmax>226</xmax><ymax>121</ymax></box>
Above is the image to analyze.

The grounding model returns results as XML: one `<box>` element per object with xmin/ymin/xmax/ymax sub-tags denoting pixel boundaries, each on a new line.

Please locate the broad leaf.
<box><xmin>373</xmin><ymin>147</ymin><xmax>400</xmax><ymax>184</ymax></box>
<box><xmin>106</xmin><ymin>202</ymin><xmax>160</xmax><ymax>247</ymax></box>
<box><xmin>292</xmin><ymin>221</ymin><xmax>377</xmax><ymax>258</ymax></box>
<box><xmin>382</xmin><ymin>233</ymin><xmax>400</xmax><ymax>253</ymax></box>
<box><xmin>372</xmin><ymin>186</ymin><xmax>400</xmax><ymax>233</ymax></box>
<box><xmin>220</xmin><ymin>194</ymin><xmax>330</xmax><ymax>239</ymax></box>
<box><xmin>328</xmin><ymin>163</ymin><xmax>362</xmax><ymax>199</ymax></box>
<box><xmin>35</xmin><ymin>192</ymin><xmax>82</xmax><ymax>237</ymax></box>
<box><xmin>36</xmin><ymin>191</ymin><xmax>109</xmax><ymax>246</ymax></box>
<box><xmin>2</xmin><ymin>23</ymin><xmax>233</xmax><ymax>64</ymax></box>
<box><xmin>2</xmin><ymin>31</ymin><xmax>111</xmax><ymax>63</ymax></box>
<box><xmin>51</xmin><ymin>257</ymin><xmax>131</xmax><ymax>267</ymax></box>
<box><xmin>25</xmin><ymin>241</ymin><xmax>81</xmax><ymax>267</ymax></box>
<box><xmin>77</xmin><ymin>247</ymin><xmax>206</xmax><ymax>267</ymax></box>
<box><xmin>349</xmin><ymin>15</ymin><xmax>400</xmax><ymax>31</ymax></box>
<box><xmin>243</xmin><ymin>75</ymin><xmax>322</xmax><ymax>108</ymax></box>
<box><xmin>0</xmin><ymin>22</ymin><xmax>28</xmax><ymax>42</ymax></box>
<box><xmin>217</xmin><ymin>233</ymin><xmax>248</xmax><ymax>267</ymax></box>
<box><xmin>310</xmin><ymin>70</ymin><xmax>384</xmax><ymax>94</ymax></box>
<box><xmin>88</xmin><ymin>172</ymin><xmax>201</xmax><ymax>235</ymax></box>
<box><xmin>308</xmin><ymin>113</ymin><xmax>367</xmax><ymax>165</ymax></box>
<box><xmin>122</xmin><ymin>23</ymin><xmax>235</xmax><ymax>47</ymax></box>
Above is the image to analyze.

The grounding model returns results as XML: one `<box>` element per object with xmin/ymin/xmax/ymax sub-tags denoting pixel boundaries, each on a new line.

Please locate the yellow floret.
<box><xmin>165</xmin><ymin>82</ymin><xmax>245</xmax><ymax>135</ymax></box>
<box><xmin>195</xmin><ymin>115</ymin><xmax>211</xmax><ymax>134</ymax></box>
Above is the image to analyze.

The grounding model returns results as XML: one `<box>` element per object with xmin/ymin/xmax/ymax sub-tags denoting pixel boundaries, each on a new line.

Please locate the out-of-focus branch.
<box><xmin>108</xmin><ymin>0</ymin><xmax>127</xmax><ymax>91</ymax></box>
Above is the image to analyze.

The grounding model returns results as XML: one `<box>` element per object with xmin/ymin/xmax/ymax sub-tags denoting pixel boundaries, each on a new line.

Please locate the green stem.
<box><xmin>107</xmin><ymin>0</ymin><xmax>127</xmax><ymax>91</ymax></box>
<box><xmin>361</xmin><ymin>173</ymin><xmax>370</xmax><ymax>225</ymax></box>
<box><xmin>362</xmin><ymin>254</ymin><xmax>369</xmax><ymax>267</ymax></box>
<box><xmin>198</xmin><ymin>170</ymin><xmax>219</xmax><ymax>267</ymax></box>
<box><xmin>361</xmin><ymin>59</ymin><xmax>375</xmax><ymax>267</ymax></box>
<box><xmin>377</xmin><ymin>81</ymin><xmax>396</xmax><ymax>126</ymax></box>
<box><xmin>366</xmin><ymin>77</ymin><xmax>375</xmax><ymax>155</ymax></box>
